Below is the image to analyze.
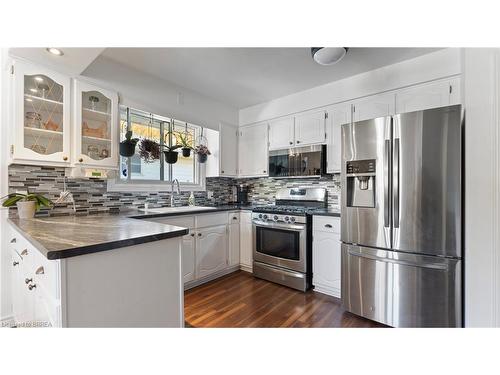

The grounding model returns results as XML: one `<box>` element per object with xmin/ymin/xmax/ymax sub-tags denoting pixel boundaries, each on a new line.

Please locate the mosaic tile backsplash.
<box><xmin>8</xmin><ymin>164</ymin><xmax>340</xmax><ymax>217</ymax></box>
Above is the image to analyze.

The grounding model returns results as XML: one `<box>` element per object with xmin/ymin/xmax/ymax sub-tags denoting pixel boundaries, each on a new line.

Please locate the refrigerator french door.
<box><xmin>340</xmin><ymin>105</ymin><xmax>463</xmax><ymax>328</ymax></box>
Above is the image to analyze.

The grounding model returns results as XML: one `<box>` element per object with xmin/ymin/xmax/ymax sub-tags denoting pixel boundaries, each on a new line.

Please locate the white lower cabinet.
<box><xmin>182</xmin><ymin>232</ymin><xmax>196</xmax><ymax>283</ymax></box>
<box><xmin>312</xmin><ymin>216</ymin><xmax>341</xmax><ymax>298</ymax></box>
<box><xmin>196</xmin><ymin>225</ymin><xmax>228</xmax><ymax>279</ymax></box>
<box><xmin>228</xmin><ymin>213</ymin><xmax>240</xmax><ymax>267</ymax></box>
<box><xmin>239</xmin><ymin>211</ymin><xmax>253</xmax><ymax>272</ymax></box>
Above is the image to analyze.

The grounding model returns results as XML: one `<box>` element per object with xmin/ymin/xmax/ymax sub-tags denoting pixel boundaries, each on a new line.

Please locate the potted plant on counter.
<box><xmin>1</xmin><ymin>192</ymin><xmax>53</xmax><ymax>219</ymax></box>
<box><xmin>119</xmin><ymin>130</ymin><xmax>139</xmax><ymax>157</ymax></box>
<box><xmin>194</xmin><ymin>144</ymin><xmax>211</xmax><ymax>163</ymax></box>
<box><xmin>162</xmin><ymin>144</ymin><xmax>182</xmax><ymax>164</ymax></box>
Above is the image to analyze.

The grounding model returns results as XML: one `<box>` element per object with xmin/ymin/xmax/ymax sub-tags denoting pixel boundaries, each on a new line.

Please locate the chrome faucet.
<box><xmin>170</xmin><ymin>179</ymin><xmax>181</xmax><ymax>207</ymax></box>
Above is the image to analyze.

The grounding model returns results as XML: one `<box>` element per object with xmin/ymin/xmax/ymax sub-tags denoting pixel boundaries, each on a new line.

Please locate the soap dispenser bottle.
<box><xmin>188</xmin><ymin>191</ymin><xmax>195</xmax><ymax>206</ymax></box>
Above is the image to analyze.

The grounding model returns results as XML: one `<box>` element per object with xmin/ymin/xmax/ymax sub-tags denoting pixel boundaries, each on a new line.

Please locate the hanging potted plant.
<box><xmin>178</xmin><ymin>133</ymin><xmax>193</xmax><ymax>157</ymax></box>
<box><xmin>162</xmin><ymin>144</ymin><xmax>182</xmax><ymax>164</ymax></box>
<box><xmin>1</xmin><ymin>191</ymin><xmax>53</xmax><ymax>219</ymax></box>
<box><xmin>119</xmin><ymin>130</ymin><xmax>139</xmax><ymax>157</ymax></box>
<box><xmin>138</xmin><ymin>138</ymin><xmax>161</xmax><ymax>163</ymax></box>
<box><xmin>194</xmin><ymin>144</ymin><xmax>211</xmax><ymax>163</ymax></box>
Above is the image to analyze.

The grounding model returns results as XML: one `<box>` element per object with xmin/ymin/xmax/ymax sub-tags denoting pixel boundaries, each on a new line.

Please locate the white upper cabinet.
<box><xmin>395</xmin><ymin>76</ymin><xmax>461</xmax><ymax>114</ymax></box>
<box><xmin>12</xmin><ymin>60</ymin><xmax>71</xmax><ymax>166</ymax></box>
<box><xmin>268</xmin><ymin>117</ymin><xmax>295</xmax><ymax>149</ymax></box>
<box><xmin>73</xmin><ymin>80</ymin><xmax>119</xmax><ymax>169</ymax></box>
<box><xmin>352</xmin><ymin>92</ymin><xmax>395</xmax><ymax>122</ymax></box>
<box><xmin>238</xmin><ymin>122</ymin><xmax>268</xmax><ymax>177</ymax></box>
<box><xmin>294</xmin><ymin>110</ymin><xmax>326</xmax><ymax>146</ymax></box>
<box><xmin>325</xmin><ymin>102</ymin><xmax>351</xmax><ymax>173</ymax></box>
<box><xmin>219</xmin><ymin>123</ymin><xmax>239</xmax><ymax>176</ymax></box>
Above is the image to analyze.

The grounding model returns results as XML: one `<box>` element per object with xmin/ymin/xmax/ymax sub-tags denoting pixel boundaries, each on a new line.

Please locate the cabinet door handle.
<box><xmin>78</xmin><ymin>158</ymin><xmax>83</xmax><ymax>163</ymax></box>
<box><xmin>28</xmin><ymin>284</ymin><xmax>37</xmax><ymax>291</ymax></box>
<box><xmin>25</xmin><ymin>278</ymin><xmax>33</xmax><ymax>284</ymax></box>
<box><xmin>63</xmin><ymin>156</ymin><xmax>68</xmax><ymax>161</ymax></box>
<box><xmin>190</xmin><ymin>233</ymin><xmax>195</xmax><ymax>237</ymax></box>
<box><xmin>10</xmin><ymin>238</ymin><xmax>16</xmax><ymax>243</ymax></box>
<box><xmin>13</xmin><ymin>261</ymin><xmax>19</xmax><ymax>267</ymax></box>
<box><xmin>221</xmin><ymin>170</ymin><xmax>225</xmax><ymax>174</ymax></box>
<box><xmin>289</xmin><ymin>141</ymin><xmax>293</xmax><ymax>145</ymax></box>
<box><xmin>296</xmin><ymin>140</ymin><xmax>301</xmax><ymax>144</ymax></box>
<box><xmin>263</xmin><ymin>170</ymin><xmax>267</xmax><ymax>173</ymax></box>
<box><xmin>198</xmin><ymin>233</ymin><xmax>202</xmax><ymax>237</ymax></box>
<box><xmin>324</xmin><ymin>224</ymin><xmax>333</xmax><ymax>228</ymax></box>
<box><xmin>233</xmin><ymin>217</ymin><xmax>237</xmax><ymax>220</ymax></box>
<box><xmin>35</xmin><ymin>266</ymin><xmax>45</xmax><ymax>275</ymax></box>
<box><xmin>20</xmin><ymin>249</ymin><xmax>28</xmax><ymax>256</ymax></box>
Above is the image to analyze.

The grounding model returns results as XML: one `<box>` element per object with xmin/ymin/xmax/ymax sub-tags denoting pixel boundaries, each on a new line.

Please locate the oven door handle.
<box><xmin>252</xmin><ymin>220</ymin><xmax>306</xmax><ymax>231</ymax></box>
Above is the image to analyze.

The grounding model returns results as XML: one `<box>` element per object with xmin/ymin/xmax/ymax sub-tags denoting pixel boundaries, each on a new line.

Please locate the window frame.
<box><xmin>107</xmin><ymin>106</ymin><xmax>206</xmax><ymax>192</ymax></box>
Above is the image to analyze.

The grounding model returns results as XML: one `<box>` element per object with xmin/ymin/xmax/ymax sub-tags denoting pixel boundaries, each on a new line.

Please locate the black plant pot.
<box><xmin>164</xmin><ymin>151</ymin><xmax>179</xmax><ymax>164</ymax></box>
<box><xmin>182</xmin><ymin>147</ymin><xmax>192</xmax><ymax>157</ymax></box>
<box><xmin>197</xmin><ymin>153</ymin><xmax>208</xmax><ymax>163</ymax></box>
<box><xmin>119</xmin><ymin>141</ymin><xmax>136</xmax><ymax>157</ymax></box>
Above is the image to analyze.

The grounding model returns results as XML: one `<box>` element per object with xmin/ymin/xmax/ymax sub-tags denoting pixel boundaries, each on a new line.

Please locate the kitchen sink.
<box><xmin>139</xmin><ymin>206</ymin><xmax>217</xmax><ymax>214</ymax></box>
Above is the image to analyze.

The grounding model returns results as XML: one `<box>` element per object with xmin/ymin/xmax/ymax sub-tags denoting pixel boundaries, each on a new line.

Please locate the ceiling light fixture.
<box><xmin>311</xmin><ymin>47</ymin><xmax>348</xmax><ymax>66</ymax></box>
<box><xmin>46</xmin><ymin>47</ymin><xmax>64</xmax><ymax>56</ymax></box>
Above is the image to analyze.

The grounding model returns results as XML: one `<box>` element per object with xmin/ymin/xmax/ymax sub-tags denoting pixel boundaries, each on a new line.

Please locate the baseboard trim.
<box><xmin>239</xmin><ymin>264</ymin><xmax>253</xmax><ymax>273</ymax></box>
<box><xmin>184</xmin><ymin>265</ymin><xmax>240</xmax><ymax>291</ymax></box>
<box><xmin>313</xmin><ymin>284</ymin><xmax>341</xmax><ymax>299</ymax></box>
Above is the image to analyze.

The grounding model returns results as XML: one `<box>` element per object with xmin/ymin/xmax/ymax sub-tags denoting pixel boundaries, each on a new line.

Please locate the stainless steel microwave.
<box><xmin>268</xmin><ymin>144</ymin><xmax>326</xmax><ymax>178</ymax></box>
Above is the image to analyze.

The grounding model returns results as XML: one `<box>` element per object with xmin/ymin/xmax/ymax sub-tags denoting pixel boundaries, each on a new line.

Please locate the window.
<box><xmin>110</xmin><ymin>106</ymin><xmax>205</xmax><ymax>191</ymax></box>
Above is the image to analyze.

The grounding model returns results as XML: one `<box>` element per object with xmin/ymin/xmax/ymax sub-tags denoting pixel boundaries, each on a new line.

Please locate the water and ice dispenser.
<box><xmin>346</xmin><ymin>159</ymin><xmax>376</xmax><ymax>208</ymax></box>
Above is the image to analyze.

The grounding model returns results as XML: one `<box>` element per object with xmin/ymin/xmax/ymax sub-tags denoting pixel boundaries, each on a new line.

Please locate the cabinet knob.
<box><xmin>35</xmin><ymin>266</ymin><xmax>45</xmax><ymax>275</ymax></box>
<box><xmin>78</xmin><ymin>158</ymin><xmax>83</xmax><ymax>163</ymax></box>
<box><xmin>25</xmin><ymin>278</ymin><xmax>33</xmax><ymax>284</ymax></box>
<box><xmin>221</xmin><ymin>170</ymin><xmax>225</xmax><ymax>174</ymax></box>
<box><xmin>10</xmin><ymin>238</ymin><xmax>16</xmax><ymax>243</ymax></box>
<box><xmin>233</xmin><ymin>217</ymin><xmax>237</xmax><ymax>220</ymax></box>
<box><xmin>190</xmin><ymin>233</ymin><xmax>195</xmax><ymax>237</ymax></box>
<box><xmin>263</xmin><ymin>170</ymin><xmax>267</xmax><ymax>173</ymax></box>
<box><xmin>289</xmin><ymin>141</ymin><xmax>293</xmax><ymax>145</ymax></box>
<box><xmin>296</xmin><ymin>140</ymin><xmax>301</xmax><ymax>144</ymax></box>
<box><xmin>28</xmin><ymin>284</ymin><xmax>37</xmax><ymax>291</ymax></box>
<box><xmin>198</xmin><ymin>233</ymin><xmax>202</xmax><ymax>237</ymax></box>
<box><xmin>63</xmin><ymin>156</ymin><xmax>68</xmax><ymax>161</ymax></box>
<box><xmin>20</xmin><ymin>249</ymin><xmax>28</xmax><ymax>256</ymax></box>
<box><xmin>13</xmin><ymin>261</ymin><xmax>19</xmax><ymax>267</ymax></box>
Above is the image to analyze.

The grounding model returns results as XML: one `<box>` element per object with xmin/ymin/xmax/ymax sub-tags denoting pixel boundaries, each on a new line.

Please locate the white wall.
<box><xmin>0</xmin><ymin>48</ymin><xmax>12</xmax><ymax>321</ymax></box>
<box><xmin>464</xmin><ymin>48</ymin><xmax>500</xmax><ymax>327</ymax></box>
<box><xmin>239</xmin><ymin>48</ymin><xmax>462</xmax><ymax>125</ymax></box>
<box><xmin>81</xmin><ymin>55</ymin><xmax>239</xmax><ymax>131</ymax></box>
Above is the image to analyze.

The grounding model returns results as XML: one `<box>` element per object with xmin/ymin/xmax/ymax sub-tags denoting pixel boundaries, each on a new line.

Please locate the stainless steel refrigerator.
<box><xmin>340</xmin><ymin>105</ymin><xmax>463</xmax><ymax>328</ymax></box>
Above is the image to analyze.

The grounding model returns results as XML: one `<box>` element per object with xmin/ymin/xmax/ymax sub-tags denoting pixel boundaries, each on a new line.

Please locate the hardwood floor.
<box><xmin>184</xmin><ymin>271</ymin><xmax>386</xmax><ymax>328</ymax></box>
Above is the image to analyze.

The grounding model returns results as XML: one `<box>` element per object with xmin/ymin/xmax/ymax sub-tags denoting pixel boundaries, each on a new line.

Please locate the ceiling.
<box><xmin>99</xmin><ymin>47</ymin><xmax>441</xmax><ymax>109</ymax></box>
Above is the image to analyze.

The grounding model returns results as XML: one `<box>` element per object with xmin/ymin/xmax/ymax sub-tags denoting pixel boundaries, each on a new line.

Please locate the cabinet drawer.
<box><xmin>228</xmin><ymin>211</ymin><xmax>240</xmax><ymax>224</ymax></box>
<box><xmin>31</xmin><ymin>248</ymin><xmax>61</xmax><ymax>301</ymax></box>
<box><xmin>146</xmin><ymin>215</ymin><xmax>195</xmax><ymax>229</ymax></box>
<box><xmin>313</xmin><ymin>216</ymin><xmax>340</xmax><ymax>234</ymax></box>
<box><xmin>196</xmin><ymin>212</ymin><xmax>228</xmax><ymax>228</ymax></box>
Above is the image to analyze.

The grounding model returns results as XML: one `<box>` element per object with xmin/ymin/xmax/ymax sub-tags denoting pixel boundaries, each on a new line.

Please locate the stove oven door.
<box><xmin>252</xmin><ymin>220</ymin><xmax>306</xmax><ymax>273</ymax></box>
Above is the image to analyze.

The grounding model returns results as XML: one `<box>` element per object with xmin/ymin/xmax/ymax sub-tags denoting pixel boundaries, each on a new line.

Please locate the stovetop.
<box><xmin>253</xmin><ymin>205</ymin><xmax>324</xmax><ymax>216</ymax></box>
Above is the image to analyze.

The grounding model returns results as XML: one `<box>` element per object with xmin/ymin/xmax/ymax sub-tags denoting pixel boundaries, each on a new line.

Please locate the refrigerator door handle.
<box><xmin>384</xmin><ymin>139</ymin><xmax>391</xmax><ymax>227</ymax></box>
<box><xmin>393</xmin><ymin>138</ymin><xmax>400</xmax><ymax>229</ymax></box>
<box><xmin>346</xmin><ymin>248</ymin><xmax>449</xmax><ymax>270</ymax></box>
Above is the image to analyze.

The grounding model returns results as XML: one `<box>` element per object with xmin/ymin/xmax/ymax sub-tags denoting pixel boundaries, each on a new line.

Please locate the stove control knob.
<box><xmin>258</xmin><ymin>214</ymin><xmax>263</xmax><ymax>219</ymax></box>
<box><xmin>284</xmin><ymin>216</ymin><xmax>290</xmax><ymax>222</ymax></box>
<box><xmin>290</xmin><ymin>217</ymin><xmax>296</xmax><ymax>222</ymax></box>
<box><xmin>263</xmin><ymin>214</ymin><xmax>268</xmax><ymax>220</ymax></box>
<box><xmin>273</xmin><ymin>215</ymin><xmax>279</xmax><ymax>221</ymax></box>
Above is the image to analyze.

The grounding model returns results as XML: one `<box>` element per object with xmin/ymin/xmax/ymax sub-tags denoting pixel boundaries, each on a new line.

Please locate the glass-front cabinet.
<box><xmin>13</xmin><ymin>61</ymin><xmax>71</xmax><ymax>165</ymax></box>
<box><xmin>74</xmin><ymin>80</ymin><xmax>118</xmax><ymax>168</ymax></box>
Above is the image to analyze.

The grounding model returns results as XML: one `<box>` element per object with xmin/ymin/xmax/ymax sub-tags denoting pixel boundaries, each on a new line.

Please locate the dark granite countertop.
<box><xmin>8</xmin><ymin>215</ymin><xmax>189</xmax><ymax>260</ymax></box>
<box><xmin>309</xmin><ymin>208</ymin><xmax>341</xmax><ymax>217</ymax></box>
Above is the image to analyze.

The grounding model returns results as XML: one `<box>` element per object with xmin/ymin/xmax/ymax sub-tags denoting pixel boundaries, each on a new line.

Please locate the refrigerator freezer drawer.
<box><xmin>341</xmin><ymin>244</ymin><xmax>462</xmax><ymax>327</ymax></box>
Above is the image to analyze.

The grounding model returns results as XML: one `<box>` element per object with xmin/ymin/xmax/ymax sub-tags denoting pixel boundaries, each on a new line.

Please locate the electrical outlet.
<box><xmin>207</xmin><ymin>190</ymin><xmax>214</xmax><ymax>199</ymax></box>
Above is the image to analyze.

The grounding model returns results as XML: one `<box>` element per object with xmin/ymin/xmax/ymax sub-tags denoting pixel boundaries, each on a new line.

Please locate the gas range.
<box><xmin>251</xmin><ymin>187</ymin><xmax>327</xmax><ymax>292</ymax></box>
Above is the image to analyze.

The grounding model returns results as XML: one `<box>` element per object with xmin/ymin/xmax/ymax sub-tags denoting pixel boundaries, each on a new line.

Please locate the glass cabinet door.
<box><xmin>74</xmin><ymin>80</ymin><xmax>118</xmax><ymax>168</ymax></box>
<box><xmin>14</xmin><ymin>62</ymin><xmax>71</xmax><ymax>163</ymax></box>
